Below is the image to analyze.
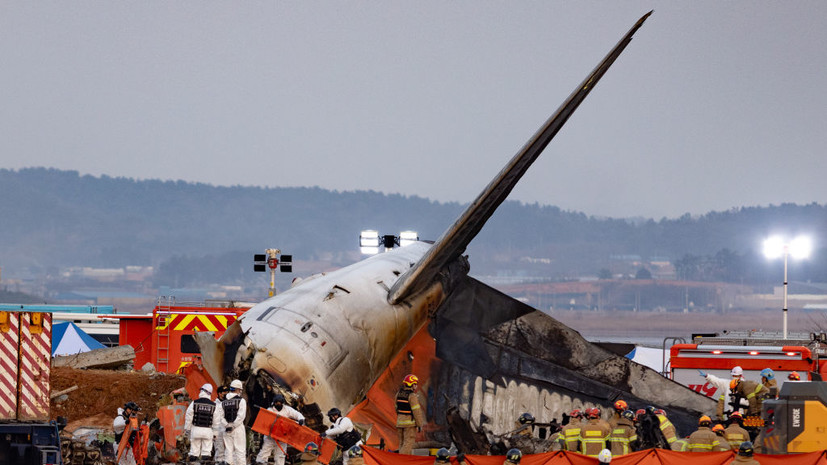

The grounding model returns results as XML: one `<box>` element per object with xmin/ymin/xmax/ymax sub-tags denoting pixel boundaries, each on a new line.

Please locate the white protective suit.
<box><xmin>113</xmin><ymin>408</ymin><xmax>137</xmax><ymax>465</ymax></box>
<box><xmin>325</xmin><ymin>416</ymin><xmax>362</xmax><ymax>465</ymax></box>
<box><xmin>255</xmin><ymin>404</ymin><xmax>305</xmax><ymax>465</ymax></box>
<box><xmin>184</xmin><ymin>390</ymin><xmax>221</xmax><ymax>458</ymax></box>
<box><xmin>216</xmin><ymin>392</ymin><xmax>247</xmax><ymax>465</ymax></box>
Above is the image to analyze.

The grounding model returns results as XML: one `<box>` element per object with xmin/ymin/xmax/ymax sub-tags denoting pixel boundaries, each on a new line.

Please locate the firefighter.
<box><xmin>732</xmin><ymin>441</ymin><xmax>761</xmax><ymax>465</ymax></box>
<box><xmin>725</xmin><ymin>412</ymin><xmax>750</xmax><ymax>451</ymax></box>
<box><xmin>609</xmin><ymin>400</ymin><xmax>627</xmax><ymax>429</ymax></box>
<box><xmin>712</xmin><ymin>424</ymin><xmax>731</xmax><ymax>451</ymax></box>
<box><xmin>730</xmin><ymin>378</ymin><xmax>770</xmax><ymax>416</ymax></box>
<box><xmin>654</xmin><ymin>408</ymin><xmax>678</xmax><ymax>449</ymax></box>
<box><xmin>760</xmin><ymin>368</ymin><xmax>778</xmax><ymax>398</ymax></box>
<box><xmin>301</xmin><ymin>442</ymin><xmax>321</xmax><ymax>465</ymax></box>
<box><xmin>185</xmin><ymin>383</ymin><xmax>220</xmax><ymax>463</ymax></box>
<box><xmin>560</xmin><ymin>409</ymin><xmax>583</xmax><ymax>451</ymax></box>
<box><xmin>216</xmin><ymin>379</ymin><xmax>247</xmax><ymax>465</ymax></box>
<box><xmin>510</xmin><ymin>413</ymin><xmax>535</xmax><ymax>438</ymax></box>
<box><xmin>323</xmin><ymin>407</ymin><xmax>362</xmax><ymax>464</ymax></box>
<box><xmin>698</xmin><ymin>368</ymin><xmax>746</xmax><ymax>421</ymax></box>
<box><xmin>609</xmin><ymin>410</ymin><xmax>637</xmax><ymax>456</ymax></box>
<box><xmin>687</xmin><ymin>415</ymin><xmax>720</xmax><ymax>452</ymax></box>
<box><xmin>113</xmin><ymin>402</ymin><xmax>140</xmax><ymax>465</ymax></box>
<box><xmin>433</xmin><ymin>447</ymin><xmax>468</xmax><ymax>465</ymax></box>
<box><xmin>579</xmin><ymin>408</ymin><xmax>611</xmax><ymax>457</ymax></box>
<box><xmin>213</xmin><ymin>385</ymin><xmax>229</xmax><ymax>465</ymax></box>
<box><xmin>256</xmin><ymin>394</ymin><xmax>305</xmax><ymax>465</ymax></box>
<box><xmin>396</xmin><ymin>374</ymin><xmax>426</xmax><ymax>454</ymax></box>
<box><xmin>504</xmin><ymin>448</ymin><xmax>522</xmax><ymax>464</ymax></box>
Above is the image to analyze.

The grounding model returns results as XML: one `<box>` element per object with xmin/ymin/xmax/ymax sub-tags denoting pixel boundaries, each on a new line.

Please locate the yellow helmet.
<box><xmin>699</xmin><ymin>415</ymin><xmax>712</xmax><ymax>426</ymax></box>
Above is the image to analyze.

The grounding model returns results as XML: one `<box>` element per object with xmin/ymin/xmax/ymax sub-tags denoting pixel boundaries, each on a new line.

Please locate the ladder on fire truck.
<box><xmin>155</xmin><ymin>296</ymin><xmax>174</xmax><ymax>373</ymax></box>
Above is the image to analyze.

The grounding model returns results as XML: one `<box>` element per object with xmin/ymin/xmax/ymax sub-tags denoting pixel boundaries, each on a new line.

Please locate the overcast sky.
<box><xmin>2</xmin><ymin>2</ymin><xmax>825</xmax><ymax>219</ymax></box>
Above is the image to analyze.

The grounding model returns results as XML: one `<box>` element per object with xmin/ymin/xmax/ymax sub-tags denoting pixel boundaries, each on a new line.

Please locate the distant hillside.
<box><xmin>1</xmin><ymin>168</ymin><xmax>825</xmax><ymax>284</ymax></box>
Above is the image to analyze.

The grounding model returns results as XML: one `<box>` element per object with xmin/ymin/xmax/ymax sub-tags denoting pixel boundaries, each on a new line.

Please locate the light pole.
<box><xmin>763</xmin><ymin>236</ymin><xmax>812</xmax><ymax>339</ymax></box>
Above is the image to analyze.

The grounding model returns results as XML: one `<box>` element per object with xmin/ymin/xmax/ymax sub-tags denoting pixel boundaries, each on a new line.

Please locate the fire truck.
<box><xmin>117</xmin><ymin>299</ymin><xmax>253</xmax><ymax>374</ymax></box>
<box><xmin>669</xmin><ymin>331</ymin><xmax>827</xmax><ymax>400</ymax></box>
<box><xmin>0</xmin><ymin>310</ymin><xmax>63</xmax><ymax>465</ymax></box>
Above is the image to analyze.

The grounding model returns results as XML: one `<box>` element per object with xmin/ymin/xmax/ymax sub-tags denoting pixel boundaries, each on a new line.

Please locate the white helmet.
<box><xmin>598</xmin><ymin>449</ymin><xmax>612</xmax><ymax>463</ymax></box>
<box><xmin>731</xmin><ymin>366</ymin><xmax>744</xmax><ymax>377</ymax></box>
<box><xmin>200</xmin><ymin>383</ymin><xmax>213</xmax><ymax>395</ymax></box>
<box><xmin>230</xmin><ymin>379</ymin><xmax>243</xmax><ymax>390</ymax></box>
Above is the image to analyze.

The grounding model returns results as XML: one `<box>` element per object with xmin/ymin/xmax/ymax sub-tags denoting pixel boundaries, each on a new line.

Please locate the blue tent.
<box><xmin>52</xmin><ymin>322</ymin><xmax>106</xmax><ymax>356</ymax></box>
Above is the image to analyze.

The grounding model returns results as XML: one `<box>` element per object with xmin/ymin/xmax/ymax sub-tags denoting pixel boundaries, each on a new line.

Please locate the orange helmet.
<box><xmin>730</xmin><ymin>411</ymin><xmax>743</xmax><ymax>420</ymax></box>
<box><xmin>699</xmin><ymin>415</ymin><xmax>712</xmax><ymax>426</ymax></box>
<box><xmin>613</xmin><ymin>400</ymin><xmax>628</xmax><ymax>411</ymax></box>
<box><xmin>789</xmin><ymin>371</ymin><xmax>801</xmax><ymax>381</ymax></box>
<box><xmin>403</xmin><ymin>374</ymin><xmax>419</xmax><ymax>387</ymax></box>
<box><xmin>712</xmin><ymin>424</ymin><xmax>725</xmax><ymax>433</ymax></box>
<box><xmin>729</xmin><ymin>379</ymin><xmax>740</xmax><ymax>390</ymax></box>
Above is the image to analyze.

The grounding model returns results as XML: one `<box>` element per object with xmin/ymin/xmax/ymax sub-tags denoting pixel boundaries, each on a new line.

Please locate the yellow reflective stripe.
<box><xmin>667</xmin><ymin>436</ymin><xmax>677</xmax><ymax>443</ymax></box>
<box><xmin>690</xmin><ymin>443</ymin><xmax>713</xmax><ymax>450</ymax></box>
<box><xmin>410</xmin><ymin>404</ymin><xmax>420</xmax><ymax>410</ymax></box>
<box><xmin>584</xmin><ymin>431</ymin><xmax>604</xmax><ymax>437</ymax></box>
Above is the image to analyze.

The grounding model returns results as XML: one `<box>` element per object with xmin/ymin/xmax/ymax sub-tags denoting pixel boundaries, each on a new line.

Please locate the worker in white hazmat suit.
<box><xmin>215</xmin><ymin>379</ymin><xmax>247</xmax><ymax>465</ymax></box>
<box><xmin>256</xmin><ymin>393</ymin><xmax>305</xmax><ymax>465</ymax></box>
<box><xmin>184</xmin><ymin>383</ymin><xmax>221</xmax><ymax>462</ymax></box>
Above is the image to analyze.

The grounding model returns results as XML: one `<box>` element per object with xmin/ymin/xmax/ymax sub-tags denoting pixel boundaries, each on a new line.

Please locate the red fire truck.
<box><xmin>669</xmin><ymin>331</ymin><xmax>827</xmax><ymax>400</ymax></box>
<box><xmin>118</xmin><ymin>300</ymin><xmax>252</xmax><ymax>374</ymax></box>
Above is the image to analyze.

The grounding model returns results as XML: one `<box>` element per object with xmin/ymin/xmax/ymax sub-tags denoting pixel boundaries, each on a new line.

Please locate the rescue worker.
<box><xmin>760</xmin><ymin>368</ymin><xmax>778</xmax><ymax>398</ymax></box>
<box><xmin>687</xmin><ymin>415</ymin><xmax>720</xmax><ymax>452</ymax></box>
<box><xmin>712</xmin><ymin>424</ymin><xmax>731</xmax><ymax>451</ymax></box>
<box><xmin>699</xmin><ymin>367</ymin><xmax>745</xmax><ymax>421</ymax></box>
<box><xmin>788</xmin><ymin>371</ymin><xmax>801</xmax><ymax>381</ymax></box>
<box><xmin>113</xmin><ymin>402</ymin><xmax>140</xmax><ymax>465</ymax></box>
<box><xmin>731</xmin><ymin>441</ymin><xmax>760</xmax><ymax>465</ymax></box>
<box><xmin>730</xmin><ymin>377</ymin><xmax>770</xmax><ymax>416</ymax></box>
<box><xmin>216</xmin><ymin>379</ymin><xmax>247</xmax><ymax>465</ymax></box>
<box><xmin>256</xmin><ymin>394</ymin><xmax>305</xmax><ymax>465</ymax></box>
<box><xmin>609</xmin><ymin>410</ymin><xmax>637</xmax><ymax>456</ymax></box>
<box><xmin>395</xmin><ymin>374</ymin><xmax>426</xmax><ymax>454</ymax></box>
<box><xmin>347</xmin><ymin>445</ymin><xmax>366</xmax><ymax>465</ymax></box>
<box><xmin>510</xmin><ymin>413</ymin><xmax>535</xmax><ymax>438</ymax></box>
<box><xmin>609</xmin><ymin>400</ymin><xmax>627</xmax><ymax>429</ymax></box>
<box><xmin>433</xmin><ymin>447</ymin><xmax>468</xmax><ymax>465</ymax></box>
<box><xmin>301</xmin><ymin>442</ymin><xmax>321</xmax><ymax>465</ymax></box>
<box><xmin>651</xmin><ymin>408</ymin><xmax>678</xmax><ymax>449</ymax></box>
<box><xmin>213</xmin><ymin>385</ymin><xmax>229</xmax><ymax>465</ymax></box>
<box><xmin>560</xmin><ymin>409</ymin><xmax>583</xmax><ymax>451</ymax></box>
<box><xmin>598</xmin><ymin>449</ymin><xmax>612</xmax><ymax>463</ymax></box>
<box><xmin>579</xmin><ymin>408</ymin><xmax>611</xmax><ymax>457</ymax></box>
<box><xmin>504</xmin><ymin>448</ymin><xmax>522</xmax><ymax>464</ymax></box>
<box><xmin>185</xmin><ymin>383</ymin><xmax>220</xmax><ymax>463</ymax></box>
<box><xmin>324</xmin><ymin>407</ymin><xmax>362</xmax><ymax>464</ymax></box>
<box><xmin>725</xmin><ymin>412</ymin><xmax>750</xmax><ymax>451</ymax></box>
<box><xmin>634</xmin><ymin>408</ymin><xmax>667</xmax><ymax>449</ymax></box>
<box><xmin>545</xmin><ymin>422</ymin><xmax>563</xmax><ymax>452</ymax></box>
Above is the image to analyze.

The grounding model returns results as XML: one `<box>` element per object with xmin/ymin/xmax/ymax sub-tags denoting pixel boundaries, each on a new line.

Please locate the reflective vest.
<box><xmin>561</xmin><ymin>422</ymin><xmax>581</xmax><ymax>451</ymax></box>
<box><xmin>725</xmin><ymin>424</ymin><xmax>749</xmax><ymax>450</ymax></box>
<box><xmin>609</xmin><ymin>420</ymin><xmax>637</xmax><ymax>456</ymax></box>
<box><xmin>688</xmin><ymin>427</ymin><xmax>720</xmax><ymax>452</ymax></box>
<box><xmin>580</xmin><ymin>420</ymin><xmax>610</xmax><ymax>457</ymax></box>
<box><xmin>657</xmin><ymin>414</ymin><xmax>677</xmax><ymax>444</ymax></box>
<box><xmin>192</xmin><ymin>398</ymin><xmax>216</xmax><ymax>428</ymax></box>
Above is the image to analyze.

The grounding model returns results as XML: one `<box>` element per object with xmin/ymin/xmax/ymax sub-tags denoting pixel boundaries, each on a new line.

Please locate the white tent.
<box><xmin>52</xmin><ymin>321</ymin><xmax>106</xmax><ymax>356</ymax></box>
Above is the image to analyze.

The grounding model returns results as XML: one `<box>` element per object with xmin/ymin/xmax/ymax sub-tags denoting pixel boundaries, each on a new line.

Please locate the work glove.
<box><xmin>225</xmin><ymin>426</ymin><xmax>233</xmax><ymax>433</ymax></box>
<box><xmin>297</xmin><ymin>419</ymin><xmax>305</xmax><ymax>426</ymax></box>
<box><xmin>698</xmin><ymin>369</ymin><xmax>707</xmax><ymax>377</ymax></box>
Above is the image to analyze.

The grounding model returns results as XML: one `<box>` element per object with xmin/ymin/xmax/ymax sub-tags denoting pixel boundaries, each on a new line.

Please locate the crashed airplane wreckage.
<box><xmin>197</xmin><ymin>10</ymin><xmax>714</xmax><ymax>454</ymax></box>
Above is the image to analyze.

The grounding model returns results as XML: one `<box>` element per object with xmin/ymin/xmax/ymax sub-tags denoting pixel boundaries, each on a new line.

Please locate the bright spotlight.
<box><xmin>398</xmin><ymin>230</ymin><xmax>419</xmax><ymax>247</ymax></box>
<box><xmin>790</xmin><ymin>236</ymin><xmax>813</xmax><ymax>260</ymax></box>
<box><xmin>762</xmin><ymin>236</ymin><xmax>785</xmax><ymax>259</ymax></box>
<box><xmin>359</xmin><ymin>230</ymin><xmax>380</xmax><ymax>255</ymax></box>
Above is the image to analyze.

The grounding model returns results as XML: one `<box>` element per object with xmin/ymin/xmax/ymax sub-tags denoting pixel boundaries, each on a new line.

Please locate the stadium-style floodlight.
<box><xmin>763</xmin><ymin>235</ymin><xmax>813</xmax><ymax>339</ymax></box>
<box><xmin>359</xmin><ymin>230</ymin><xmax>419</xmax><ymax>254</ymax></box>
<box><xmin>359</xmin><ymin>230</ymin><xmax>381</xmax><ymax>255</ymax></box>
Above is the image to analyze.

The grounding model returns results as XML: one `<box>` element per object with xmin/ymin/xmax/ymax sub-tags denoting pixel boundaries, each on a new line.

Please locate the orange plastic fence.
<box><xmin>362</xmin><ymin>446</ymin><xmax>827</xmax><ymax>465</ymax></box>
<box><xmin>251</xmin><ymin>407</ymin><xmax>338</xmax><ymax>464</ymax></box>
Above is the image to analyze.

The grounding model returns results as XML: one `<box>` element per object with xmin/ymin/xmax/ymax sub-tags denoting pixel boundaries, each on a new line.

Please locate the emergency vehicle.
<box><xmin>669</xmin><ymin>331</ymin><xmax>827</xmax><ymax>401</ymax></box>
<box><xmin>117</xmin><ymin>299</ymin><xmax>252</xmax><ymax>374</ymax></box>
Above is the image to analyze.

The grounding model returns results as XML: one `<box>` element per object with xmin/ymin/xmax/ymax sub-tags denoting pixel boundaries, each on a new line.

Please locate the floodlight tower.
<box><xmin>763</xmin><ymin>236</ymin><xmax>812</xmax><ymax>339</ymax></box>
<box><xmin>254</xmin><ymin>249</ymin><xmax>292</xmax><ymax>297</ymax></box>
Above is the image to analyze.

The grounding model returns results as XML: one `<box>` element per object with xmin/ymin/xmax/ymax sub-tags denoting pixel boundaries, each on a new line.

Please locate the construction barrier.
<box><xmin>361</xmin><ymin>447</ymin><xmax>827</xmax><ymax>465</ymax></box>
<box><xmin>251</xmin><ymin>407</ymin><xmax>338</xmax><ymax>464</ymax></box>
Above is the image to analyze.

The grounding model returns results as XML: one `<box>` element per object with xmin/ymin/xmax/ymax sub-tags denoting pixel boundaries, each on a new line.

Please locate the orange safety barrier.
<box><xmin>251</xmin><ymin>407</ymin><xmax>338</xmax><ymax>464</ymax></box>
<box><xmin>362</xmin><ymin>446</ymin><xmax>827</xmax><ymax>465</ymax></box>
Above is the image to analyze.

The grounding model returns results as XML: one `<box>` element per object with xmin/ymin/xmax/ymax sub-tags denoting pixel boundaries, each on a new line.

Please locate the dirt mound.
<box><xmin>51</xmin><ymin>366</ymin><xmax>187</xmax><ymax>431</ymax></box>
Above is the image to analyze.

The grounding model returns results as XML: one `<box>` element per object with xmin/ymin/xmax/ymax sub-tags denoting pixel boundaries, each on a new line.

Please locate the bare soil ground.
<box><xmin>51</xmin><ymin>367</ymin><xmax>187</xmax><ymax>431</ymax></box>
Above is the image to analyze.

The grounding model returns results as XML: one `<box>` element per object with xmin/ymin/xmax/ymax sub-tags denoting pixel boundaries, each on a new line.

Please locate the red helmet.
<box><xmin>655</xmin><ymin>409</ymin><xmax>666</xmax><ymax>416</ymax></box>
<box><xmin>613</xmin><ymin>400</ymin><xmax>628</xmax><ymax>411</ymax></box>
<box><xmin>587</xmin><ymin>408</ymin><xmax>601</xmax><ymax>419</ymax></box>
<box><xmin>730</xmin><ymin>411</ymin><xmax>743</xmax><ymax>420</ymax></box>
<box><xmin>570</xmin><ymin>409</ymin><xmax>582</xmax><ymax>418</ymax></box>
<box><xmin>403</xmin><ymin>374</ymin><xmax>419</xmax><ymax>387</ymax></box>
<box><xmin>789</xmin><ymin>371</ymin><xmax>801</xmax><ymax>381</ymax></box>
<box><xmin>635</xmin><ymin>409</ymin><xmax>646</xmax><ymax>421</ymax></box>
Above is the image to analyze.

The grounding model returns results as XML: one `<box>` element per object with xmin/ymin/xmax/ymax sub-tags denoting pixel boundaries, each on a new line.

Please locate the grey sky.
<box><xmin>2</xmin><ymin>2</ymin><xmax>825</xmax><ymax>219</ymax></box>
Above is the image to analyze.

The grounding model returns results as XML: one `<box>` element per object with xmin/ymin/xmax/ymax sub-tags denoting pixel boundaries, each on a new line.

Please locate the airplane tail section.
<box><xmin>389</xmin><ymin>11</ymin><xmax>652</xmax><ymax>304</ymax></box>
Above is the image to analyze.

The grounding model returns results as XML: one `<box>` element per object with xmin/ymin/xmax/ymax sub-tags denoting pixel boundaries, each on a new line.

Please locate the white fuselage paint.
<box><xmin>236</xmin><ymin>241</ymin><xmax>444</xmax><ymax>413</ymax></box>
